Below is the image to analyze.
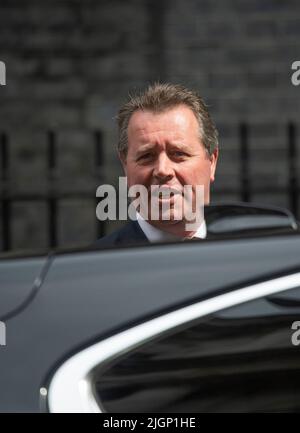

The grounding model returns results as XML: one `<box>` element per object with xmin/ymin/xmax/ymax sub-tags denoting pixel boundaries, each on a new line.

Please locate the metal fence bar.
<box><xmin>239</xmin><ymin>123</ymin><xmax>251</xmax><ymax>202</ymax></box>
<box><xmin>47</xmin><ymin>131</ymin><xmax>58</xmax><ymax>248</ymax></box>
<box><xmin>1</xmin><ymin>132</ymin><xmax>11</xmax><ymax>251</ymax></box>
<box><xmin>288</xmin><ymin>122</ymin><xmax>298</xmax><ymax>219</ymax></box>
<box><xmin>95</xmin><ymin>130</ymin><xmax>104</xmax><ymax>168</ymax></box>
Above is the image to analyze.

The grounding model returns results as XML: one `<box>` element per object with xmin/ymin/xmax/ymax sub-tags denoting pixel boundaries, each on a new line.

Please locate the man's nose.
<box><xmin>153</xmin><ymin>153</ymin><xmax>174</xmax><ymax>182</ymax></box>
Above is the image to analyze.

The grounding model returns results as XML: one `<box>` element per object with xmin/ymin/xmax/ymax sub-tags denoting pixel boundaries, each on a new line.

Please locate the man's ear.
<box><xmin>118</xmin><ymin>151</ymin><xmax>127</xmax><ymax>175</ymax></box>
<box><xmin>209</xmin><ymin>147</ymin><xmax>219</xmax><ymax>182</ymax></box>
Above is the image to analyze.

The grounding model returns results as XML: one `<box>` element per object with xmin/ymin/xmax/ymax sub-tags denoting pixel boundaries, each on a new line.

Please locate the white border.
<box><xmin>47</xmin><ymin>271</ymin><xmax>300</xmax><ymax>413</ymax></box>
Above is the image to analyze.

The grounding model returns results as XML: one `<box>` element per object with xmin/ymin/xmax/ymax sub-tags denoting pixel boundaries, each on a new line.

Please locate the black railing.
<box><xmin>0</xmin><ymin>130</ymin><xmax>105</xmax><ymax>252</ymax></box>
<box><xmin>0</xmin><ymin>123</ymin><xmax>299</xmax><ymax>252</ymax></box>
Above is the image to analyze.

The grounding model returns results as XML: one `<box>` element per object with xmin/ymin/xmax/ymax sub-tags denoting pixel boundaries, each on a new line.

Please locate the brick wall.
<box><xmin>0</xmin><ymin>0</ymin><xmax>300</xmax><ymax>251</ymax></box>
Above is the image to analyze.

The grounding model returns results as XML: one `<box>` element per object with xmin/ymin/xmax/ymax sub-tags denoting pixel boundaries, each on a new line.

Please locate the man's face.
<box><xmin>120</xmin><ymin>104</ymin><xmax>218</xmax><ymax>235</ymax></box>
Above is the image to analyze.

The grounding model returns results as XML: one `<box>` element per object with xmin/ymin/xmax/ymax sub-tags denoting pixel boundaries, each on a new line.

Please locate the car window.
<box><xmin>93</xmin><ymin>287</ymin><xmax>300</xmax><ymax>413</ymax></box>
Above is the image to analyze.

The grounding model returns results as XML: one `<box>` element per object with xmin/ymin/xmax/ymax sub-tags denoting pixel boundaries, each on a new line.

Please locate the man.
<box><xmin>96</xmin><ymin>82</ymin><xmax>219</xmax><ymax>247</ymax></box>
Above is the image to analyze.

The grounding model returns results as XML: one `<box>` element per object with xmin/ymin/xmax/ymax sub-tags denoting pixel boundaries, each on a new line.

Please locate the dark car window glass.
<box><xmin>93</xmin><ymin>287</ymin><xmax>300</xmax><ymax>413</ymax></box>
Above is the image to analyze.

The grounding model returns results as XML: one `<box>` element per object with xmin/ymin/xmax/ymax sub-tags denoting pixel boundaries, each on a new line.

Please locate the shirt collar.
<box><xmin>136</xmin><ymin>212</ymin><xmax>207</xmax><ymax>243</ymax></box>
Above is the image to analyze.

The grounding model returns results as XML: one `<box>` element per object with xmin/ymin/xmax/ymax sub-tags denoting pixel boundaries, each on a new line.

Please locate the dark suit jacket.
<box><xmin>94</xmin><ymin>220</ymin><xmax>149</xmax><ymax>248</ymax></box>
<box><xmin>94</xmin><ymin>216</ymin><xmax>215</xmax><ymax>248</ymax></box>
<box><xmin>94</xmin><ymin>202</ymin><xmax>298</xmax><ymax>248</ymax></box>
<box><xmin>94</xmin><ymin>205</ymin><xmax>227</xmax><ymax>248</ymax></box>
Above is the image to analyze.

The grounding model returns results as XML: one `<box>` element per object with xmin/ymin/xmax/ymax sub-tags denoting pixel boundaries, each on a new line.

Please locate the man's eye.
<box><xmin>138</xmin><ymin>153</ymin><xmax>153</xmax><ymax>161</ymax></box>
<box><xmin>172</xmin><ymin>151</ymin><xmax>187</xmax><ymax>157</ymax></box>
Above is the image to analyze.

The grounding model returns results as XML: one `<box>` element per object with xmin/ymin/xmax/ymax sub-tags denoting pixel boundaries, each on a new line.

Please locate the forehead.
<box><xmin>127</xmin><ymin>104</ymin><xmax>200</xmax><ymax>143</ymax></box>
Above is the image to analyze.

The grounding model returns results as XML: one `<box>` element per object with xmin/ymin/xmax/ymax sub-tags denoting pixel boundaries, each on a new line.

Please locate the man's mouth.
<box><xmin>150</xmin><ymin>186</ymin><xmax>182</xmax><ymax>199</ymax></box>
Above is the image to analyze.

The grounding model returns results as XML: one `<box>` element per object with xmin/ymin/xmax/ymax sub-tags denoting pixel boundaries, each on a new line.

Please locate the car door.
<box><xmin>48</xmin><ymin>270</ymin><xmax>300</xmax><ymax>412</ymax></box>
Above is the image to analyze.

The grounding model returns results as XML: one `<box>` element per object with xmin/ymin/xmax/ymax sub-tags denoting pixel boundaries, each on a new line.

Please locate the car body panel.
<box><xmin>0</xmin><ymin>257</ymin><xmax>47</xmax><ymax>319</ymax></box>
<box><xmin>1</xmin><ymin>234</ymin><xmax>300</xmax><ymax>411</ymax></box>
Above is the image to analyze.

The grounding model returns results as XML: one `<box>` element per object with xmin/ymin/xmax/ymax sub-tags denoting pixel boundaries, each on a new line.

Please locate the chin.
<box><xmin>158</xmin><ymin>214</ymin><xmax>185</xmax><ymax>226</ymax></box>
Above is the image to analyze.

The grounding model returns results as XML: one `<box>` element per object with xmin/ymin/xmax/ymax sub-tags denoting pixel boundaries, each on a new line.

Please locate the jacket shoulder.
<box><xmin>94</xmin><ymin>220</ymin><xmax>148</xmax><ymax>248</ymax></box>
